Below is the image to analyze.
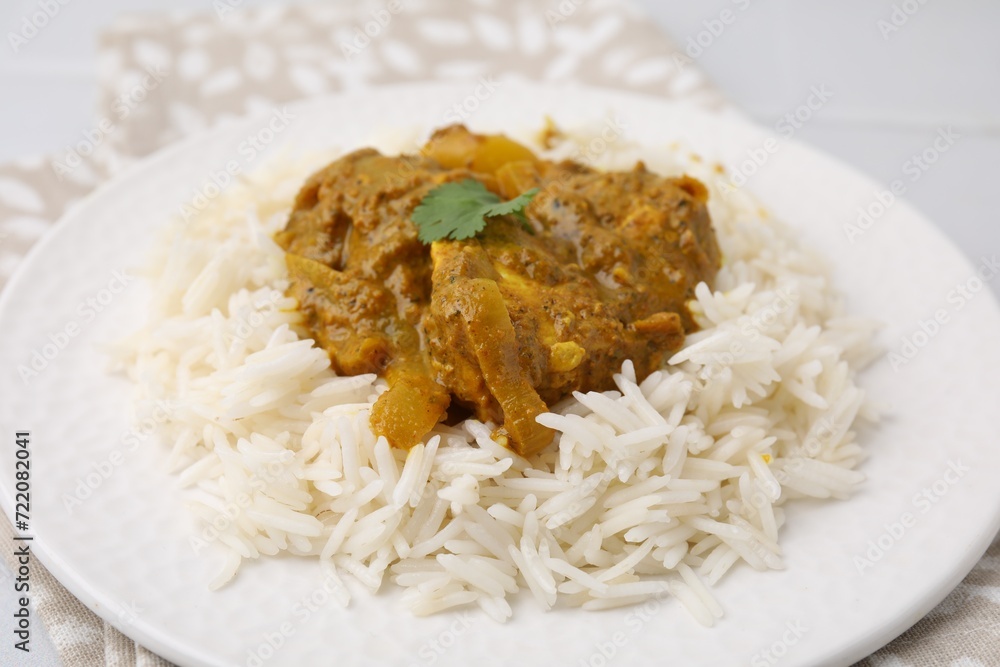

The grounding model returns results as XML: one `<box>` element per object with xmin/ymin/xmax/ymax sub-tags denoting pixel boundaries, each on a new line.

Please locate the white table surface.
<box><xmin>1</xmin><ymin>1</ymin><xmax>998</xmax><ymax>665</ymax></box>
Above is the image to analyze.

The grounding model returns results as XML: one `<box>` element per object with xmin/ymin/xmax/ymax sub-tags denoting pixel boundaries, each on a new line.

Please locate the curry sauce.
<box><xmin>276</xmin><ymin>126</ymin><xmax>721</xmax><ymax>455</ymax></box>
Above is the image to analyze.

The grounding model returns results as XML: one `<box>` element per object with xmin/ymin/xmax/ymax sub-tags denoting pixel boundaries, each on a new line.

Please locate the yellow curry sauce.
<box><xmin>275</xmin><ymin>126</ymin><xmax>721</xmax><ymax>455</ymax></box>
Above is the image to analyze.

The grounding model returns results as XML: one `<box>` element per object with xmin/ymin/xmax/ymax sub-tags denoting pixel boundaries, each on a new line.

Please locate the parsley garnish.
<box><xmin>411</xmin><ymin>179</ymin><xmax>539</xmax><ymax>244</ymax></box>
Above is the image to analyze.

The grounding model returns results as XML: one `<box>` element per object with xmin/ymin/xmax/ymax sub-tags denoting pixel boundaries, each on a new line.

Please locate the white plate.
<box><xmin>2</xmin><ymin>83</ymin><xmax>999</xmax><ymax>667</ymax></box>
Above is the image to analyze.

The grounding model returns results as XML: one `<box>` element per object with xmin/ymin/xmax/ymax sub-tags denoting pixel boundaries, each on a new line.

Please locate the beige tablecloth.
<box><xmin>1</xmin><ymin>2</ymin><xmax>997</xmax><ymax>665</ymax></box>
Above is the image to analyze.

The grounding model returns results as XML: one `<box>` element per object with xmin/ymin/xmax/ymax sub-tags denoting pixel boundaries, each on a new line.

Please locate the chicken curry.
<box><xmin>275</xmin><ymin>126</ymin><xmax>721</xmax><ymax>456</ymax></box>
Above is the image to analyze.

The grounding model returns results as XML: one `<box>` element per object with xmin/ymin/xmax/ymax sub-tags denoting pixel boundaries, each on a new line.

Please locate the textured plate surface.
<box><xmin>1</xmin><ymin>83</ymin><xmax>999</xmax><ymax>667</ymax></box>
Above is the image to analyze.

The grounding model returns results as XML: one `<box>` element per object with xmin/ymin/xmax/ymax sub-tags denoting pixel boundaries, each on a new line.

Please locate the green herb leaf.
<box><xmin>411</xmin><ymin>179</ymin><xmax>539</xmax><ymax>244</ymax></box>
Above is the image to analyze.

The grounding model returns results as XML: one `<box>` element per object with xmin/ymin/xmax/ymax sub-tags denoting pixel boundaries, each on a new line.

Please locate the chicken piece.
<box><xmin>277</xmin><ymin>150</ymin><xmax>459</xmax><ymax>449</ymax></box>
<box><xmin>284</xmin><ymin>254</ymin><xmax>449</xmax><ymax>449</ymax></box>
<box><xmin>424</xmin><ymin>216</ymin><xmax>689</xmax><ymax>456</ymax></box>
<box><xmin>426</xmin><ymin>245</ymin><xmax>553</xmax><ymax>455</ymax></box>
<box><xmin>492</xmin><ymin>157</ymin><xmax>721</xmax><ymax>331</ymax></box>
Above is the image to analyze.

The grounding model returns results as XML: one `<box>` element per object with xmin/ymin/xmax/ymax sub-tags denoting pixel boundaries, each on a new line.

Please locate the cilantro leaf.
<box><xmin>411</xmin><ymin>179</ymin><xmax>539</xmax><ymax>244</ymax></box>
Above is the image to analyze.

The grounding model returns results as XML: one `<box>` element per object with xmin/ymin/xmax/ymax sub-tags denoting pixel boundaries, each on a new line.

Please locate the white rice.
<box><xmin>115</xmin><ymin>126</ymin><xmax>879</xmax><ymax>626</ymax></box>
